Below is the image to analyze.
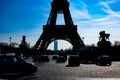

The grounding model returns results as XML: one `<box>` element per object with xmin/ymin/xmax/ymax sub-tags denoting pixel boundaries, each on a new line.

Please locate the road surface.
<box><xmin>1</xmin><ymin>55</ymin><xmax>120</xmax><ymax>80</ymax></box>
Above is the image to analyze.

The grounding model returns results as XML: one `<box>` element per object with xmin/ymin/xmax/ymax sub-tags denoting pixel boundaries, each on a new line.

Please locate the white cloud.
<box><xmin>98</xmin><ymin>1</ymin><xmax>120</xmax><ymax>15</ymax></box>
<box><xmin>70</xmin><ymin>1</ymin><xmax>91</xmax><ymax>20</ymax></box>
<box><xmin>77</xmin><ymin>15</ymin><xmax>120</xmax><ymax>28</ymax></box>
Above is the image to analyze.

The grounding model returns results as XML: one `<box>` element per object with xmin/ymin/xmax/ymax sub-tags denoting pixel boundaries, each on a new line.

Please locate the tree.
<box><xmin>0</xmin><ymin>42</ymin><xmax>9</xmax><ymax>46</ymax></box>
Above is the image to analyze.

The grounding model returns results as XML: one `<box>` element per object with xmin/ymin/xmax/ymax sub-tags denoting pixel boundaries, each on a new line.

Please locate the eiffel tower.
<box><xmin>34</xmin><ymin>0</ymin><xmax>85</xmax><ymax>53</ymax></box>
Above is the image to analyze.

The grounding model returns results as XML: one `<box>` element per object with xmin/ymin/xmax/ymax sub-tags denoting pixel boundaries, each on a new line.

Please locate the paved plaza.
<box><xmin>1</xmin><ymin>56</ymin><xmax>120</xmax><ymax>80</ymax></box>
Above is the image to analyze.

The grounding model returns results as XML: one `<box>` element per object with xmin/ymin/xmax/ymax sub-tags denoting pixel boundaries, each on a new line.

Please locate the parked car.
<box><xmin>67</xmin><ymin>55</ymin><xmax>80</xmax><ymax>67</ymax></box>
<box><xmin>0</xmin><ymin>53</ymin><xmax>37</xmax><ymax>75</ymax></box>
<box><xmin>56</xmin><ymin>56</ymin><xmax>66</xmax><ymax>63</ymax></box>
<box><xmin>96</xmin><ymin>55</ymin><xmax>112</xmax><ymax>66</ymax></box>
<box><xmin>52</xmin><ymin>55</ymin><xmax>58</xmax><ymax>60</ymax></box>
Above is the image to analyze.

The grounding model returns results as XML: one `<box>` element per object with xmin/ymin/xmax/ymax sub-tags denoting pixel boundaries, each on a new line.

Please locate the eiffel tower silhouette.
<box><xmin>34</xmin><ymin>0</ymin><xmax>85</xmax><ymax>52</ymax></box>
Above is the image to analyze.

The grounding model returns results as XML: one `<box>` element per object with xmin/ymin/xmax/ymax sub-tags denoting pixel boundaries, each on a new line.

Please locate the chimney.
<box><xmin>22</xmin><ymin>36</ymin><xmax>26</xmax><ymax>43</ymax></box>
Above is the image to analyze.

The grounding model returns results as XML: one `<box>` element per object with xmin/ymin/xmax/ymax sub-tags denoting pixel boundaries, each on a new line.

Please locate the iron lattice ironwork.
<box><xmin>34</xmin><ymin>0</ymin><xmax>85</xmax><ymax>52</ymax></box>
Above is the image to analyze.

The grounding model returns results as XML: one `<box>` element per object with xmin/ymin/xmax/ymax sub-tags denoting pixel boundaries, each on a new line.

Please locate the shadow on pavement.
<box><xmin>0</xmin><ymin>73</ymin><xmax>35</xmax><ymax>80</ymax></box>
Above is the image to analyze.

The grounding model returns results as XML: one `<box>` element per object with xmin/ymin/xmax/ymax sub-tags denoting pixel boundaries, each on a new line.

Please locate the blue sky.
<box><xmin>0</xmin><ymin>0</ymin><xmax>120</xmax><ymax>49</ymax></box>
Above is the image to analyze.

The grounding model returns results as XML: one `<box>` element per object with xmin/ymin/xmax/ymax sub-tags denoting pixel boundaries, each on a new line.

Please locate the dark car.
<box><xmin>52</xmin><ymin>56</ymin><xmax>58</xmax><ymax>60</ymax></box>
<box><xmin>56</xmin><ymin>56</ymin><xmax>66</xmax><ymax>63</ymax></box>
<box><xmin>67</xmin><ymin>55</ymin><xmax>80</xmax><ymax>67</ymax></box>
<box><xmin>0</xmin><ymin>53</ymin><xmax>37</xmax><ymax>75</ymax></box>
<box><xmin>96</xmin><ymin>55</ymin><xmax>112</xmax><ymax>66</ymax></box>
